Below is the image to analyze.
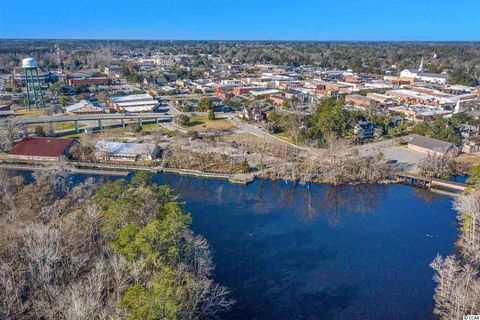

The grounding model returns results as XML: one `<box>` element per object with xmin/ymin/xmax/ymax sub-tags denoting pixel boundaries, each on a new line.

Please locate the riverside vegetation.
<box><xmin>0</xmin><ymin>169</ymin><xmax>233</xmax><ymax>319</ymax></box>
<box><xmin>431</xmin><ymin>171</ymin><xmax>480</xmax><ymax>318</ymax></box>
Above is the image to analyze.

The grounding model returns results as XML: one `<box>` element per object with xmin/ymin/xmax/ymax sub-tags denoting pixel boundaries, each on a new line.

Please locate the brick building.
<box><xmin>68</xmin><ymin>77</ymin><xmax>110</xmax><ymax>87</ymax></box>
<box><xmin>345</xmin><ymin>94</ymin><xmax>374</xmax><ymax>107</ymax></box>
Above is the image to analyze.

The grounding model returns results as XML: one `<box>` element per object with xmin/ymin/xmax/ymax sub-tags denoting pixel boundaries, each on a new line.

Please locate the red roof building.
<box><xmin>9</xmin><ymin>137</ymin><xmax>75</xmax><ymax>161</ymax></box>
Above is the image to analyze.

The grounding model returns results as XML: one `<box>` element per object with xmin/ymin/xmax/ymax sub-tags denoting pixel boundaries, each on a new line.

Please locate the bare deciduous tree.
<box><xmin>420</xmin><ymin>152</ymin><xmax>454</xmax><ymax>179</ymax></box>
<box><xmin>431</xmin><ymin>190</ymin><xmax>480</xmax><ymax>319</ymax></box>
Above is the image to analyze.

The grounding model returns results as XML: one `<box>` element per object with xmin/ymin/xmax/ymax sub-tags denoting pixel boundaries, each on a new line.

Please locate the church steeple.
<box><xmin>418</xmin><ymin>57</ymin><xmax>424</xmax><ymax>73</ymax></box>
<box><xmin>453</xmin><ymin>98</ymin><xmax>461</xmax><ymax>114</ymax></box>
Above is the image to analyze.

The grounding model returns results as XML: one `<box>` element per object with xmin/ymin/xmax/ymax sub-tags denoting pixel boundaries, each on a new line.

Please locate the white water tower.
<box><xmin>22</xmin><ymin>57</ymin><xmax>45</xmax><ymax>110</ymax></box>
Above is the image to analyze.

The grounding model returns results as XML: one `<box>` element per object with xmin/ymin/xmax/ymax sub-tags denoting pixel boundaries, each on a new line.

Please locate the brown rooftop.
<box><xmin>9</xmin><ymin>137</ymin><xmax>74</xmax><ymax>158</ymax></box>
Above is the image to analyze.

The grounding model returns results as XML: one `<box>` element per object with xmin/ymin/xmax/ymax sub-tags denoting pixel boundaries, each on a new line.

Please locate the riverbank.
<box><xmin>1</xmin><ymin>169</ymin><xmax>456</xmax><ymax>320</ymax></box>
<box><xmin>0</xmin><ymin>157</ymin><xmax>470</xmax><ymax>198</ymax></box>
<box><xmin>0</xmin><ymin>158</ymin><xmax>256</xmax><ymax>184</ymax></box>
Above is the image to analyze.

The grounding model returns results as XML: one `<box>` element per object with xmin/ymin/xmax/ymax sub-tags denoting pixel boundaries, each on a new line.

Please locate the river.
<box><xmin>17</xmin><ymin>171</ymin><xmax>459</xmax><ymax>319</ymax></box>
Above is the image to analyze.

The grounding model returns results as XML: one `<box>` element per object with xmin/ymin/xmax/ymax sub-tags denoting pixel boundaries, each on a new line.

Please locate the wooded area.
<box><xmin>0</xmin><ymin>169</ymin><xmax>233</xmax><ymax>319</ymax></box>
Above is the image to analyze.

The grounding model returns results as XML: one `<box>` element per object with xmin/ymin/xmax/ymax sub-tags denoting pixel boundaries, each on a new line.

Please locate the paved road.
<box><xmin>381</xmin><ymin>146</ymin><xmax>424</xmax><ymax>172</ymax></box>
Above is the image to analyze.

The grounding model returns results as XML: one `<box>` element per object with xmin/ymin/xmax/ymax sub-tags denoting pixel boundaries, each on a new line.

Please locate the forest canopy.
<box><xmin>0</xmin><ymin>169</ymin><xmax>233</xmax><ymax>320</ymax></box>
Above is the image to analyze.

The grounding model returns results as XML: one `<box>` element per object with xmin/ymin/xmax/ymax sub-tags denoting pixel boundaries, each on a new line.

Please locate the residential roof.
<box><xmin>465</xmin><ymin>136</ymin><xmax>480</xmax><ymax>145</ymax></box>
<box><xmin>10</xmin><ymin>137</ymin><xmax>74</xmax><ymax>158</ymax></box>
<box><xmin>409</xmin><ymin>134</ymin><xmax>457</xmax><ymax>154</ymax></box>
<box><xmin>0</xmin><ymin>110</ymin><xmax>14</xmax><ymax>116</ymax></box>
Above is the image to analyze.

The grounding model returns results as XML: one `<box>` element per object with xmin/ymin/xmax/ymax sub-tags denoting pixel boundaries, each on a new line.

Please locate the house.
<box><xmin>177</xmin><ymin>99</ymin><xmax>198</xmax><ymax>112</ymax></box>
<box><xmin>354</xmin><ymin>122</ymin><xmax>377</xmax><ymax>139</ymax></box>
<box><xmin>270</xmin><ymin>95</ymin><xmax>288</xmax><ymax>106</ymax></box>
<box><xmin>163</xmin><ymin>72</ymin><xmax>177</xmax><ymax>82</ymax></box>
<box><xmin>104</xmin><ymin>65</ymin><xmax>122</xmax><ymax>79</ymax></box>
<box><xmin>95</xmin><ymin>141</ymin><xmax>160</xmax><ymax>162</ymax></box>
<box><xmin>241</xmin><ymin>107</ymin><xmax>267</xmax><ymax>122</ymax></box>
<box><xmin>109</xmin><ymin>94</ymin><xmax>159</xmax><ymax>113</ymax></box>
<box><xmin>462</xmin><ymin>137</ymin><xmax>480</xmax><ymax>154</ymax></box>
<box><xmin>284</xmin><ymin>89</ymin><xmax>305</xmax><ymax>102</ymax></box>
<box><xmin>9</xmin><ymin>137</ymin><xmax>75</xmax><ymax>161</ymax></box>
<box><xmin>66</xmin><ymin>99</ymin><xmax>108</xmax><ymax>115</ymax></box>
<box><xmin>0</xmin><ymin>104</ymin><xmax>14</xmax><ymax>117</ymax></box>
<box><xmin>408</xmin><ymin>135</ymin><xmax>459</xmax><ymax>156</ymax></box>
<box><xmin>143</xmin><ymin>76</ymin><xmax>157</xmax><ymax>87</ymax></box>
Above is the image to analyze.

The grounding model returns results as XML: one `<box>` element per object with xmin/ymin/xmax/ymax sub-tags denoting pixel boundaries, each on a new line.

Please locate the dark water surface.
<box><xmin>155</xmin><ymin>175</ymin><xmax>457</xmax><ymax>320</ymax></box>
<box><xmin>15</xmin><ymin>171</ymin><xmax>459</xmax><ymax>319</ymax></box>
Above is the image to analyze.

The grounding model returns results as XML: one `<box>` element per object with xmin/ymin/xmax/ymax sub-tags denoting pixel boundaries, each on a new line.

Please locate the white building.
<box><xmin>66</xmin><ymin>99</ymin><xmax>108</xmax><ymax>114</ymax></box>
<box><xmin>154</xmin><ymin>55</ymin><xmax>176</xmax><ymax>67</ymax></box>
<box><xmin>95</xmin><ymin>141</ymin><xmax>160</xmax><ymax>162</ymax></box>
<box><xmin>400</xmin><ymin>69</ymin><xmax>448</xmax><ymax>85</ymax></box>
<box><xmin>251</xmin><ymin>89</ymin><xmax>279</xmax><ymax>97</ymax></box>
<box><xmin>109</xmin><ymin>94</ymin><xmax>159</xmax><ymax>113</ymax></box>
<box><xmin>399</xmin><ymin>59</ymin><xmax>448</xmax><ymax>84</ymax></box>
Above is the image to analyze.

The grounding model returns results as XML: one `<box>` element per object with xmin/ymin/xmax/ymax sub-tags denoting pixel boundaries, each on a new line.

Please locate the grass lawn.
<box><xmin>140</xmin><ymin>123</ymin><xmax>164</xmax><ymax>132</ymax></box>
<box><xmin>274</xmin><ymin>131</ymin><xmax>294</xmax><ymax>144</ymax></box>
<box><xmin>457</xmin><ymin>155</ymin><xmax>480</xmax><ymax>167</ymax></box>
<box><xmin>14</xmin><ymin>108</ymin><xmax>47</xmax><ymax>119</ymax></box>
<box><xmin>63</xmin><ymin>133</ymin><xmax>81</xmax><ymax>138</ymax></box>
<box><xmin>26</xmin><ymin>122</ymin><xmax>86</xmax><ymax>132</ymax></box>
<box><xmin>186</xmin><ymin>116</ymin><xmax>237</xmax><ymax>132</ymax></box>
<box><xmin>54</xmin><ymin>122</ymin><xmax>86</xmax><ymax>131</ymax></box>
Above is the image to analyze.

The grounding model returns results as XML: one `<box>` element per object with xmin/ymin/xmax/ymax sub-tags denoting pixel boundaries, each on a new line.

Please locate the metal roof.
<box><xmin>66</xmin><ymin>99</ymin><xmax>108</xmax><ymax>112</ymax></box>
<box><xmin>409</xmin><ymin>134</ymin><xmax>457</xmax><ymax>154</ymax></box>
<box><xmin>10</xmin><ymin>137</ymin><xmax>74</xmax><ymax>157</ymax></box>
<box><xmin>95</xmin><ymin>141</ymin><xmax>157</xmax><ymax>157</ymax></box>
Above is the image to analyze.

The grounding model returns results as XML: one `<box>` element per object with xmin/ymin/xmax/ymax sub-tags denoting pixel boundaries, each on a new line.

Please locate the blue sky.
<box><xmin>0</xmin><ymin>0</ymin><xmax>479</xmax><ymax>41</ymax></box>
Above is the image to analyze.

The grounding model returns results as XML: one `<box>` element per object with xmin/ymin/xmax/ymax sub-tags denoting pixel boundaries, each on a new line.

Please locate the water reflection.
<box><xmin>157</xmin><ymin>174</ymin><xmax>457</xmax><ymax>320</ymax></box>
<box><xmin>161</xmin><ymin>176</ymin><xmax>386</xmax><ymax>227</ymax></box>
<box><xmin>10</xmin><ymin>170</ymin><xmax>458</xmax><ymax>320</ymax></box>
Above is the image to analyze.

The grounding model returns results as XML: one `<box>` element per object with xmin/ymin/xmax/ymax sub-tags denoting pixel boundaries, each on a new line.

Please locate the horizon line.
<box><xmin>1</xmin><ymin>38</ymin><xmax>480</xmax><ymax>43</ymax></box>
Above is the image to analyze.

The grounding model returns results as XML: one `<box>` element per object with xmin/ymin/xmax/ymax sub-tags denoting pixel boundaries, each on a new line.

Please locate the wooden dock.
<box><xmin>395</xmin><ymin>173</ymin><xmax>469</xmax><ymax>194</ymax></box>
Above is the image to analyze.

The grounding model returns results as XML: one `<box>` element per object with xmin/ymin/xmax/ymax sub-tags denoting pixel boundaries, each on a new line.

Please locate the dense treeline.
<box><xmin>0</xmin><ymin>169</ymin><xmax>233</xmax><ymax>319</ymax></box>
<box><xmin>0</xmin><ymin>40</ymin><xmax>479</xmax><ymax>83</ymax></box>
